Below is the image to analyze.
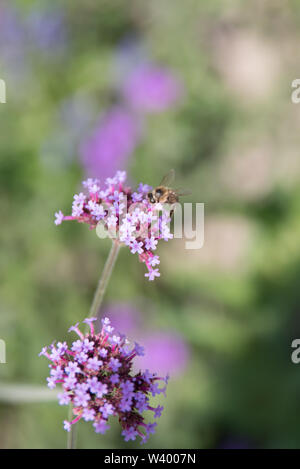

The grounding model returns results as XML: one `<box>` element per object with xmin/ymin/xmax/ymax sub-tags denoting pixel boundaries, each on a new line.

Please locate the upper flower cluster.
<box><xmin>54</xmin><ymin>171</ymin><xmax>173</xmax><ymax>280</ymax></box>
<box><xmin>40</xmin><ymin>317</ymin><xmax>168</xmax><ymax>443</ymax></box>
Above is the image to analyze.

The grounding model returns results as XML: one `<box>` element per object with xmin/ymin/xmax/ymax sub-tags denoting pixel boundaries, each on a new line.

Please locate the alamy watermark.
<box><xmin>0</xmin><ymin>339</ymin><xmax>6</xmax><ymax>363</ymax></box>
<box><xmin>291</xmin><ymin>79</ymin><xmax>300</xmax><ymax>103</ymax></box>
<box><xmin>0</xmin><ymin>79</ymin><xmax>6</xmax><ymax>103</ymax></box>
<box><xmin>291</xmin><ymin>339</ymin><xmax>300</xmax><ymax>363</ymax></box>
<box><xmin>95</xmin><ymin>201</ymin><xmax>205</xmax><ymax>250</ymax></box>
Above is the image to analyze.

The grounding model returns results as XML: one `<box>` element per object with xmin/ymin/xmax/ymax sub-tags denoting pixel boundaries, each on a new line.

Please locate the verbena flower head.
<box><xmin>54</xmin><ymin>170</ymin><xmax>174</xmax><ymax>280</ymax></box>
<box><xmin>40</xmin><ymin>317</ymin><xmax>168</xmax><ymax>444</ymax></box>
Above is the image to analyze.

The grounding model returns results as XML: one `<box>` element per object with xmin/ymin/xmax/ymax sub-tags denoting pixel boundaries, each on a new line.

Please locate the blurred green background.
<box><xmin>1</xmin><ymin>0</ymin><xmax>300</xmax><ymax>449</ymax></box>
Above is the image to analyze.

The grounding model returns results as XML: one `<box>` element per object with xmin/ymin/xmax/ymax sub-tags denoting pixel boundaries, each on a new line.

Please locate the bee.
<box><xmin>147</xmin><ymin>169</ymin><xmax>190</xmax><ymax>204</ymax></box>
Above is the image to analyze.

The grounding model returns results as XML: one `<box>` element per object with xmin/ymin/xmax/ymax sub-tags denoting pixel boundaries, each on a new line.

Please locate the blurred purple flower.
<box><xmin>106</xmin><ymin>303</ymin><xmax>189</xmax><ymax>377</ymax></box>
<box><xmin>135</xmin><ymin>333</ymin><xmax>189</xmax><ymax>377</ymax></box>
<box><xmin>26</xmin><ymin>7</ymin><xmax>67</xmax><ymax>53</ymax></box>
<box><xmin>80</xmin><ymin>107</ymin><xmax>140</xmax><ymax>181</ymax></box>
<box><xmin>104</xmin><ymin>303</ymin><xmax>142</xmax><ymax>335</ymax></box>
<box><xmin>0</xmin><ymin>4</ymin><xmax>25</xmax><ymax>47</ymax></box>
<box><xmin>0</xmin><ymin>4</ymin><xmax>27</xmax><ymax>79</ymax></box>
<box><xmin>0</xmin><ymin>3</ymin><xmax>67</xmax><ymax>55</ymax></box>
<box><xmin>122</xmin><ymin>65</ymin><xmax>183</xmax><ymax>113</ymax></box>
<box><xmin>78</xmin><ymin>38</ymin><xmax>184</xmax><ymax>177</ymax></box>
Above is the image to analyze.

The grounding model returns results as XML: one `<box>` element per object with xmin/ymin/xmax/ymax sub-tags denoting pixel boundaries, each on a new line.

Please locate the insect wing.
<box><xmin>174</xmin><ymin>187</ymin><xmax>192</xmax><ymax>197</ymax></box>
<box><xmin>159</xmin><ymin>169</ymin><xmax>175</xmax><ymax>187</ymax></box>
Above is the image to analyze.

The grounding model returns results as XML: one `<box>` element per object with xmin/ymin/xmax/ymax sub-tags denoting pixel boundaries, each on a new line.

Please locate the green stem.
<box><xmin>67</xmin><ymin>404</ymin><xmax>77</xmax><ymax>449</ymax></box>
<box><xmin>67</xmin><ymin>240</ymin><xmax>120</xmax><ymax>449</ymax></box>
<box><xmin>89</xmin><ymin>240</ymin><xmax>121</xmax><ymax>319</ymax></box>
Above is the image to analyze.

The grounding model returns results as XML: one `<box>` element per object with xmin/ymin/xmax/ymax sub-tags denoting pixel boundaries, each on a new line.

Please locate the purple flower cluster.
<box><xmin>40</xmin><ymin>317</ymin><xmax>168</xmax><ymax>443</ymax></box>
<box><xmin>54</xmin><ymin>171</ymin><xmax>173</xmax><ymax>280</ymax></box>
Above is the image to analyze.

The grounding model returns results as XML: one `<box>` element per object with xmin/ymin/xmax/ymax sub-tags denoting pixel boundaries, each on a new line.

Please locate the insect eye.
<box><xmin>156</xmin><ymin>189</ymin><xmax>162</xmax><ymax>197</ymax></box>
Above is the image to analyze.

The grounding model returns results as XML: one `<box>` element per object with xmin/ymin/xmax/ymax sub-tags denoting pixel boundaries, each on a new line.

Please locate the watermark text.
<box><xmin>0</xmin><ymin>339</ymin><xmax>6</xmax><ymax>363</ymax></box>
<box><xmin>0</xmin><ymin>79</ymin><xmax>6</xmax><ymax>103</ymax></box>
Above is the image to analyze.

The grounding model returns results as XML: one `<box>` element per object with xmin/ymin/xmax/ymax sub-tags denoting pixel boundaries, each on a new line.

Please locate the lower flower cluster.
<box><xmin>40</xmin><ymin>317</ymin><xmax>168</xmax><ymax>443</ymax></box>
